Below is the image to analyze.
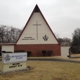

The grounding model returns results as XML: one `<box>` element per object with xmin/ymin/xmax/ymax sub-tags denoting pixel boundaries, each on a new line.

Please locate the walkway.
<box><xmin>27</xmin><ymin>56</ymin><xmax>80</xmax><ymax>63</ymax></box>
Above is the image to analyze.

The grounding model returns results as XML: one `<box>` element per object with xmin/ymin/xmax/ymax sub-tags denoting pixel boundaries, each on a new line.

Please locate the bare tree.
<box><xmin>58</xmin><ymin>37</ymin><xmax>71</xmax><ymax>46</ymax></box>
<box><xmin>0</xmin><ymin>25</ymin><xmax>21</xmax><ymax>43</ymax></box>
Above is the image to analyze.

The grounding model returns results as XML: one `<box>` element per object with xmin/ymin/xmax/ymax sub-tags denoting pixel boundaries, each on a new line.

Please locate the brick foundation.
<box><xmin>14</xmin><ymin>44</ymin><xmax>61</xmax><ymax>57</ymax></box>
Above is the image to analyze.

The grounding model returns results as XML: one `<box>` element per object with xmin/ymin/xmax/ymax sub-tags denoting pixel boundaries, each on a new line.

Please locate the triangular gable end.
<box><xmin>16</xmin><ymin>4</ymin><xmax>59</xmax><ymax>44</ymax></box>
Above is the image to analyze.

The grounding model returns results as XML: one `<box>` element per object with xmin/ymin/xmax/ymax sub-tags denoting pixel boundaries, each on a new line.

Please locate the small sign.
<box><xmin>3</xmin><ymin>53</ymin><xmax>27</xmax><ymax>64</ymax></box>
<box><xmin>2</xmin><ymin>52</ymin><xmax>27</xmax><ymax>73</ymax></box>
<box><xmin>22</xmin><ymin>37</ymin><xmax>35</xmax><ymax>40</ymax></box>
<box><xmin>3</xmin><ymin>62</ymin><xmax>27</xmax><ymax>73</ymax></box>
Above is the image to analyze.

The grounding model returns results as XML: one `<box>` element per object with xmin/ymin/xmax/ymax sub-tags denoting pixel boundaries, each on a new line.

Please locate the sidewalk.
<box><xmin>27</xmin><ymin>56</ymin><xmax>80</xmax><ymax>63</ymax></box>
<box><xmin>0</xmin><ymin>56</ymin><xmax>80</xmax><ymax>63</ymax></box>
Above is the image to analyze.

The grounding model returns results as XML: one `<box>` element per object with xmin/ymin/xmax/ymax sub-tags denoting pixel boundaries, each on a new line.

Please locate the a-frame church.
<box><xmin>1</xmin><ymin>5</ymin><xmax>61</xmax><ymax>57</ymax></box>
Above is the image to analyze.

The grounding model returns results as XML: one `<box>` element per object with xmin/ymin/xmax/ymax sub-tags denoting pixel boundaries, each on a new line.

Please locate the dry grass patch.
<box><xmin>0</xmin><ymin>61</ymin><xmax>80</xmax><ymax>80</ymax></box>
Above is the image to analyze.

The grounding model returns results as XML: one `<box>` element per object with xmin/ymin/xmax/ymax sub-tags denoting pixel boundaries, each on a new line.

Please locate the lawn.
<box><xmin>0</xmin><ymin>61</ymin><xmax>80</xmax><ymax>80</ymax></box>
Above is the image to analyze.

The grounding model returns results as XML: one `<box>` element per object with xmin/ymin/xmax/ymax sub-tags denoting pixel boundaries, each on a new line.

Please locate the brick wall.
<box><xmin>14</xmin><ymin>44</ymin><xmax>61</xmax><ymax>57</ymax></box>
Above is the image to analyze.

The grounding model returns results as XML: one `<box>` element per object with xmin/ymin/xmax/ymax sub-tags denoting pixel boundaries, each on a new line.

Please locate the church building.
<box><xmin>1</xmin><ymin>5</ymin><xmax>61</xmax><ymax>57</ymax></box>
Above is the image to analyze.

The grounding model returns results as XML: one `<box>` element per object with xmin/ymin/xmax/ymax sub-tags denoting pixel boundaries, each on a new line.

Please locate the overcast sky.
<box><xmin>0</xmin><ymin>0</ymin><xmax>80</xmax><ymax>39</ymax></box>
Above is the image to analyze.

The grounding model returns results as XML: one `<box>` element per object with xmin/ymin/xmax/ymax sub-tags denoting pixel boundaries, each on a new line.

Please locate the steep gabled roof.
<box><xmin>16</xmin><ymin>4</ymin><xmax>59</xmax><ymax>44</ymax></box>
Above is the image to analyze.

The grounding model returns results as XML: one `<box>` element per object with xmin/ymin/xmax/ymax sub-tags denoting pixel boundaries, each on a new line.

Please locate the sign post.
<box><xmin>2</xmin><ymin>52</ymin><xmax>27</xmax><ymax>73</ymax></box>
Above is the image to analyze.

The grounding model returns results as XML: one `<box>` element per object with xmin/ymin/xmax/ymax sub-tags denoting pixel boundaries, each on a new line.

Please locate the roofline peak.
<box><xmin>33</xmin><ymin>4</ymin><xmax>40</xmax><ymax>12</ymax></box>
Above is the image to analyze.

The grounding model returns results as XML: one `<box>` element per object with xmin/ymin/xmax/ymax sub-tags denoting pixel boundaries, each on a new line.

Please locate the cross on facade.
<box><xmin>33</xmin><ymin>21</ymin><xmax>41</xmax><ymax>40</ymax></box>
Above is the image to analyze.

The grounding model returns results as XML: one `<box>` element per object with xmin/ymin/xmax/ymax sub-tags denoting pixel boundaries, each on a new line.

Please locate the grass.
<box><xmin>0</xmin><ymin>61</ymin><xmax>80</xmax><ymax>80</ymax></box>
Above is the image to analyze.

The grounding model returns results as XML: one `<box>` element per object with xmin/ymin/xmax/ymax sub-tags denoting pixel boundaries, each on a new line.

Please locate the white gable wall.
<box><xmin>17</xmin><ymin>13</ymin><xmax>58</xmax><ymax>44</ymax></box>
